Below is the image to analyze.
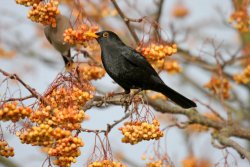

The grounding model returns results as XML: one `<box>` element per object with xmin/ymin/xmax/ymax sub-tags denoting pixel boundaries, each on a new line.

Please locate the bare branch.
<box><xmin>0</xmin><ymin>69</ymin><xmax>48</xmax><ymax>105</ymax></box>
<box><xmin>212</xmin><ymin>132</ymin><xmax>250</xmax><ymax>161</ymax></box>
<box><xmin>82</xmin><ymin>93</ymin><xmax>250</xmax><ymax>140</ymax></box>
<box><xmin>110</xmin><ymin>0</ymin><xmax>140</xmax><ymax>43</ymax></box>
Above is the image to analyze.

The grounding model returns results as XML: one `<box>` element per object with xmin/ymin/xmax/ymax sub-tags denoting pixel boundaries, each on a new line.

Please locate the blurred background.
<box><xmin>0</xmin><ymin>0</ymin><xmax>249</xmax><ymax>167</ymax></box>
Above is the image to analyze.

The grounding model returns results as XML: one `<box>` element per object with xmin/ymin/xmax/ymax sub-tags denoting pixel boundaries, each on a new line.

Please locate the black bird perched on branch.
<box><xmin>95</xmin><ymin>31</ymin><xmax>196</xmax><ymax>109</ymax></box>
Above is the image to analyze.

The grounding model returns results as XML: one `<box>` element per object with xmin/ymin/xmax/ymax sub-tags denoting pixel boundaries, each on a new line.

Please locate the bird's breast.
<box><xmin>101</xmin><ymin>47</ymin><xmax>130</xmax><ymax>78</ymax></box>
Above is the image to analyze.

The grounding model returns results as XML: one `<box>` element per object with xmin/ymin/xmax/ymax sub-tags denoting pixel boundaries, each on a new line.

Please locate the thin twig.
<box><xmin>153</xmin><ymin>0</ymin><xmax>164</xmax><ymax>37</ymax></box>
<box><xmin>110</xmin><ymin>0</ymin><xmax>140</xmax><ymax>43</ymax></box>
<box><xmin>212</xmin><ymin>132</ymin><xmax>250</xmax><ymax>160</ymax></box>
<box><xmin>0</xmin><ymin>95</ymin><xmax>34</xmax><ymax>102</ymax></box>
<box><xmin>0</xmin><ymin>69</ymin><xmax>48</xmax><ymax>105</ymax></box>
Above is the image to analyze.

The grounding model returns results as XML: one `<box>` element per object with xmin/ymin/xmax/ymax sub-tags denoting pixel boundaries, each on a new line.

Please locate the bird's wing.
<box><xmin>44</xmin><ymin>26</ymin><xmax>52</xmax><ymax>44</ymax></box>
<box><xmin>121</xmin><ymin>48</ymin><xmax>159</xmax><ymax>76</ymax></box>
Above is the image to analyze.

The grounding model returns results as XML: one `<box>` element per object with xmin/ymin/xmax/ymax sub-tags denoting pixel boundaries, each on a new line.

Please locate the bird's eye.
<box><xmin>103</xmin><ymin>32</ymin><xmax>109</xmax><ymax>38</ymax></box>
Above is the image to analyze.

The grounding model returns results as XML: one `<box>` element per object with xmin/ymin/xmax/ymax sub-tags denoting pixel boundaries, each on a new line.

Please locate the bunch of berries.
<box><xmin>60</xmin><ymin>0</ymin><xmax>72</xmax><ymax>5</ymax></box>
<box><xmin>229</xmin><ymin>10</ymin><xmax>250</xmax><ymax>32</ymax></box>
<box><xmin>137</xmin><ymin>43</ymin><xmax>177</xmax><ymax>61</ymax></box>
<box><xmin>119</xmin><ymin>119</ymin><xmax>163</xmax><ymax>145</ymax></box>
<box><xmin>45</xmin><ymin>86</ymin><xmax>93</xmax><ymax>109</ymax></box>
<box><xmin>30</xmin><ymin>106</ymin><xmax>85</xmax><ymax>130</ymax></box>
<box><xmin>146</xmin><ymin>160</ymin><xmax>163</xmax><ymax>167</ymax></box>
<box><xmin>0</xmin><ymin>102</ymin><xmax>32</xmax><ymax>122</ymax></box>
<box><xmin>17</xmin><ymin>84</ymin><xmax>91</xmax><ymax>166</ymax></box>
<box><xmin>172</xmin><ymin>4</ymin><xmax>189</xmax><ymax>18</ymax></box>
<box><xmin>142</xmin><ymin>154</ymin><xmax>170</xmax><ymax>167</ymax></box>
<box><xmin>52</xmin><ymin>108</ymin><xmax>85</xmax><ymax>130</ymax></box>
<box><xmin>29</xmin><ymin>85</ymin><xmax>91</xmax><ymax>130</ymax></box>
<box><xmin>181</xmin><ymin>155</ymin><xmax>211</xmax><ymax>167</ymax></box>
<box><xmin>16</xmin><ymin>0</ymin><xmax>40</xmax><ymax>7</ymax></box>
<box><xmin>234</xmin><ymin>65</ymin><xmax>250</xmax><ymax>84</ymax></box>
<box><xmin>164</xmin><ymin>60</ymin><xmax>182</xmax><ymax>74</ymax></box>
<box><xmin>49</xmin><ymin>136</ymin><xmax>84</xmax><ymax>167</ymax></box>
<box><xmin>17</xmin><ymin>118</ymin><xmax>84</xmax><ymax>166</ymax></box>
<box><xmin>78</xmin><ymin>64</ymin><xmax>106</xmax><ymax>80</ymax></box>
<box><xmin>17</xmin><ymin>123</ymin><xmax>71</xmax><ymax>146</ymax></box>
<box><xmin>181</xmin><ymin>156</ymin><xmax>197</xmax><ymax>167</ymax></box>
<box><xmin>0</xmin><ymin>141</ymin><xmax>14</xmax><ymax>157</ymax></box>
<box><xmin>17</xmin><ymin>123</ymin><xmax>55</xmax><ymax>146</ymax></box>
<box><xmin>64</xmin><ymin>25</ymin><xmax>99</xmax><ymax>45</ymax></box>
<box><xmin>0</xmin><ymin>47</ymin><xmax>16</xmax><ymax>58</ymax></box>
<box><xmin>149</xmin><ymin>59</ymin><xmax>165</xmax><ymax>69</ymax></box>
<box><xmin>27</xmin><ymin>0</ymin><xmax>60</xmax><ymax>27</ymax></box>
<box><xmin>88</xmin><ymin>160</ymin><xmax>126</xmax><ymax>167</ymax></box>
<box><xmin>204</xmin><ymin>76</ymin><xmax>231</xmax><ymax>99</ymax></box>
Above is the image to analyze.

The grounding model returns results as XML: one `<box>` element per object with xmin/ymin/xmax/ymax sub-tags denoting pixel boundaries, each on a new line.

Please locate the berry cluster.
<box><xmin>182</xmin><ymin>156</ymin><xmax>197</xmax><ymax>167</ymax></box>
<box><xmin>88</xmin><ymin>160</ymin><xmax>126</xmax><ymax>167</ymax></box>
<box><xmin>16</xmin><ymin>84</ymin><xmax>91</xmax><ymax>166</ymax></box>
<box><xmin>16</xmin><ymin>0</ymin><xmax>40</xmax><ymax>7</ymax></box>
<box><xmin>0</xmin><ymin>102</ymin><xmax>32</xmax><ymax>122</ymax></box>
<box><xmin>234</xmin><ymin>65</ymin><xmax>250</xmax><ymax>84</ymax></box>
<box><xmin>60</xmin><ymin>0</ymin><xmax>72</xmax><ymax>5</ymax></box>
<box><xmin>182</xmin><ymin>155</ymin><xmax>211</xmax><ymax>167</ymax></box>
<box><xmin>229</xmin><ymin>10</ymin><xmax>250</xmax><ymax>32</ymax></box>
<box><xmin>146</xmin><ymin>160</ymin><xmax>163</xmax><ymax>167</ymax></box>
<box><xmin>204</xmin><ymin>76</ymin><xmax>231</xmax><ymax>99</ymax></box>
<box><xmin>0</xmin><ymin>141</ymin><xmax>14</xmax><ymax>158</ymax></box>
<box><xmin>50</xmin><ymin>136</ymin><xmax>84</xmax><ymax>167</ymax></box>
<box><xmin>46</xmin><ymin>86</ymin><xmax>93</xmax><ymax>109</ymax></box>
<box><xmin>17</xmin><ymin>124</ymin><xmax>71</xmax><ymax>146</ymax></box>
<box><xmin>172</xmin><ymin>4</ymin><xmax>189</xmax><ymax>18</ymax></box>
<box><xmin>164</xmin><ymin>60</ymin><xmax>182</xmax><ymax>74</ymax></box>
<box><xmin>0</xmin><ymin>47</ymin><xmax>16</xmax><ymax>58</ymax></box>
<box><xmin>119</xmin><ymin>119</ymin><xmax>163</xmax><ymax>145</ymax></box>
<box><xmin>17</xmin><ymin>119</ymin><xmax>84</xmax><ymax>166</ymax></box>
<box><xmin>137</xmin><ymin>43</ymin><xmax>177</xmax><ymax>61</ymax></box>
<box><xmin>30</xmin><ymin>87</ymin><xmax>90</xmax><ymax>130</ymax></box>
<box><xmin>78</xmin><ymin>64</ymin><xmax>106</xmax><ymax>80</ymax></box>
<box><xmin>64</xmin><ymin>25</ymin><xmax>99</xmax><ymax>45</ymax></box>
<box><xmin>28</xmin><ymin>0</ymin><xmax>60</xmax><ymax>27</ymax></box>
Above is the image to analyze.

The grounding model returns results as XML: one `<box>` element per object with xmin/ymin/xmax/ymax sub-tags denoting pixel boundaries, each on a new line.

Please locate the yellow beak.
<box><xmin>85</xmin><ymin>32</ymin><xmax>99</xmax><ymax>38</ymax></box>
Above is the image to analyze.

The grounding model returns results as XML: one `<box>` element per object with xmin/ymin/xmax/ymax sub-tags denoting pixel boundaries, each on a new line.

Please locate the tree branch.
<box><xmin>0</xmin><ymin>69</ymin><xmax>48</xmax><ymax>105</ymax></box>
<box><xmin>83</xmin><ymin>94</ymin><xmax>250</xmax><ymax>140</ymax></box>
<box><xmin>146</xmin><ymin>96</ymin><xmax>250</xmax><ymax>139</ymax></box>
<box><xmin>153</xmin><ymin>0</ymin><xmax>164</xmax><ymax>37</ymax></box>
<box><xmin>110</xmin><ymin>0</ymin><xmax>140</xmax><ymax>43</ymax></box>
<box><xmin>212</xmin><ymin>132</ymin><xmax>250</xmax><ymax>160</ymax></box>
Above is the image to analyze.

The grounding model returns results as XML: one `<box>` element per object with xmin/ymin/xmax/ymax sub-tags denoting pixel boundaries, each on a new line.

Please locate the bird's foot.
<box><xmin>129</xmin><ymin>88</ymin><xmax>142</xmax><ymax>102</ymax></box>
<box><xmin>107</xmin><ymin>91</ymin><xmax>127</xmax><ymax>97</ymax></box>
<box><xmin>120</xmin><ymin>93</ymin><xmax>131</xmax><ymax>104</ymax></box>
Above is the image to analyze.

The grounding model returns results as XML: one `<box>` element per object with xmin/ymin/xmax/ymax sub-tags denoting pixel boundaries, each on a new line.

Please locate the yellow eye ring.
<box><xmin>103</xmin><ymin>32</ymin><xmax>109</xmax><ymax>38</ymax></box>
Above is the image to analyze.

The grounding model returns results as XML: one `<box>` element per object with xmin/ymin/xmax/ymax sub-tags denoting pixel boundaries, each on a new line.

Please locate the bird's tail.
<box><xmin>154</xmin><ymin>84</ymin><xmax>196</xmax><ymax>109</ymax></box>
<box><xmin>62</xmin><ymin>49</ymin><xmax>73</xmax><ymax>66</ymax></box>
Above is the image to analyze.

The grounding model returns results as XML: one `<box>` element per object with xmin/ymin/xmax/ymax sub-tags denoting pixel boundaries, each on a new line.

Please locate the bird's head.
<box><xmin>95</xmin><ymin>31</ymin><xmax>123</xmax><ymax>45</ymax></box>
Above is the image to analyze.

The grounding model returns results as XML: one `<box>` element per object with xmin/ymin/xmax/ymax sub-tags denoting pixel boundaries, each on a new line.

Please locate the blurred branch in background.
<box><xmin>0</xmin><ymin>0</ymin><xmax>250</xmax><ymax>166</ymax></box>
<box><xmin>0</xmin><ymin>156</ymin><xmax>18</xmax><ymax>167</ymax></box>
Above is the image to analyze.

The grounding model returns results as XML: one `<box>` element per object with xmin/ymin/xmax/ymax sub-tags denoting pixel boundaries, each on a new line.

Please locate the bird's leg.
<box><xmin>105</xmin><ymin>90</ymin><xmax>132</xmax><ymax>112</ymax></box>
<box><xmin>115</xmin><ymin>90</ymin><xmax>130</xmax><ymax>112</ymax></box>
<box><xmin>129</xmin><ymin>88</ymin><xmax>142</xmax><ymax>103</ymax></box>
<box><xmin>106</xmin><ymin>91</ymin><xmax>129</xmax><ymax>98</ymax></box>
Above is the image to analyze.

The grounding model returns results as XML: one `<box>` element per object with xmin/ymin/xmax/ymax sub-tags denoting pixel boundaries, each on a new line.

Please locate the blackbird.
<box><xmin>95</xmin><ymin>31</ymin><xmax>196</xmax><ymax>108</ymax></box>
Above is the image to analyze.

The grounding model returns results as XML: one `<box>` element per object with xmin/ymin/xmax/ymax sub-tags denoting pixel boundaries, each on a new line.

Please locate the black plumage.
<box><xmin>95</xmin><ymin>31</ymin><xmax>196</xmax><ymax>108</ymax></box>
